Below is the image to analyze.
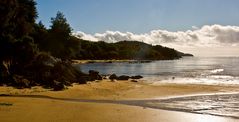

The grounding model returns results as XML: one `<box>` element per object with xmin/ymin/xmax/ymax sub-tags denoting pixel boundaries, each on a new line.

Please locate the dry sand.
<box><xmin>1</xmin><ymin>80</ymin><xmax>239</xmax><ymax>122</ymax></box>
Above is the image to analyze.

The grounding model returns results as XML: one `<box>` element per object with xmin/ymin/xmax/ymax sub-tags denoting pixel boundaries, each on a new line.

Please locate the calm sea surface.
<box><xmin>76</xmin><ymin>57</ymin><xmax>239</xmax><ymax>85</ymax></box>
<box><xmin>74</xmin><ymin>57</ymin><xmax>239</xmax><ymax>118</ymax></box>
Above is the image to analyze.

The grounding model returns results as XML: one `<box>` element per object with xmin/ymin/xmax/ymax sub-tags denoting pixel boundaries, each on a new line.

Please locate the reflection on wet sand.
<box><xmin>2</xmin><ymin>93</ymin><xmax>239</xmax><ymax>119</ymax></box>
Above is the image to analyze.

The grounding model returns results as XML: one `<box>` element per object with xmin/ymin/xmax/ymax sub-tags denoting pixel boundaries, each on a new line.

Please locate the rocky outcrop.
<box><xmin>52</xmin><ymin>80</ymin><xmax>65</xmax><ymax>91</ymax></box>
<box><xmin>131</xmin><ymin>75</ymin><xmax>143</xmax><ymax>79</ymax></box>
<box><xmin>117</xmin><ymin>75</ymin><xmax>130</xmax><ymax>80</ymax></box>
<box><xmin>88</xmin><ymin>70</ymin><xmax>102</xmax><ymax>81</ymax></box>
<box><xmin>108</xmin><ymin>74</ymin><xmax>143</xmax><ymax>81</ymax></box>
<box><xmin>130</xmin><ymin>80</ymin><xmax>138</xmax><ymax>82</ymax></box>
<box><xmin>12</xmin><ymin>75</ymin><xmax>31</xmax><ymax>88</ymax></box>
<box><xmin>109</xmin><ymin>74</ymin><xmax>117</xmax><ymax>81</ymax></box>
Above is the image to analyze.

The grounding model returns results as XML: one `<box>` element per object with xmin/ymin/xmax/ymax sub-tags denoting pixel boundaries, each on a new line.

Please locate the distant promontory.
<box><xmin>74</xmin><ymin>39</ymin><xmax>193</xmax><ymax>60</ymax></box>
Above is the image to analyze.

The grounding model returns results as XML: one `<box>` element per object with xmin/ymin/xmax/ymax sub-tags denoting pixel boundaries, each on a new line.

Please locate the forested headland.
<box><xmin>0</xmin><ymin>0</ymin><xmax>192</xmax><ymax>90</ymax></box>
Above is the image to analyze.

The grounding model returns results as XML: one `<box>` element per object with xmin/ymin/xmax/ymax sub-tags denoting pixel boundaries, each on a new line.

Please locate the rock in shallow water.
<box><xmin>131</xmin><ymin>75</ymin><xmax>143</xmax><ymax>79</ymax></box>
<box><xmin>130</xmin><ymin>80</ymin><xmax>138</xmax><ymax>82</ymax></box>
<box><xmin>109</xmin><ymin>74</ymin><xmax>118</xmax><ymax>80</ymax></box>
<box><xmin>117</xmin><ymin>75</ymin><xmax>130</xmax><ymax>80</ymax></box>
<box><xmin>88</xmin><ymin>70</ymin><xmax>102</xmax><ymax>81</ymax></box>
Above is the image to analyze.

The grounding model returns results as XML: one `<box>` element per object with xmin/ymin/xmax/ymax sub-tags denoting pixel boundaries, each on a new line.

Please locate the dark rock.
<box><xmin>52</xmin><ymin>80</ymin><xmax>65</xmax><ymax>91</ymax></box>
<box><xmin>89</xmin><ymin>70</ymin><xmax>99</xmax><ymax>74</ymax></box>
<box><xmin>117</xmin><ymin>75</ymin><xmax>130</xmax><ymax>80</ymax></box>
<box><xmin>88</xmin><ymin>70</ymin><xmax>102</xmax><ymax>81</ymax></box>
<box><xmin>0</xmin><ymin>62</ymin><xmax>10</xmax><ymax>85</ymax></box>
<box><xmin>131</xmin><ymin>75</ymin><xmax>143</xmax><ymax>79</ymax></box>
<box><xmin>78</xmin><ymin>75</ymin><xmax>91</xmax><ymax>83</ymax></box>
<box><xmin>50</xmin><ymin>62</ymin><xmax>87</xmax><ymax>84</ymax></box>
<box><xmin>109</xmin><ymin>74</ymin><xmax>118</xmax><ymax>80</ymax></box>
<box><xmin>131</xmin><ymin>80</ymin><xmax>138</xmax><ymax>82</ymax></box>
<box><xmin>13</xmin><ymin>75</ymin><xmax>31</xmax><ymax>88</ymax></box>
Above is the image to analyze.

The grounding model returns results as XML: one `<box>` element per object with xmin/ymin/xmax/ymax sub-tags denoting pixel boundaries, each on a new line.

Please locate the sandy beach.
<box><xmin>1</xmin><ymin>0</ymin><xmax>239</xmax><ymax>121</ymax></box>
<box><xmin>1</xmin><ymin>80</ymin><xmax>239</xmax><ymax>122</ymax></box>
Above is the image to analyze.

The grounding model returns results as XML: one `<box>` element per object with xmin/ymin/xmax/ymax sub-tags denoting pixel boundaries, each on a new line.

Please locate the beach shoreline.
<box><xmin>1</xmin><ymin>80</ymin><xmax>239</xmax><ymax>122</ymax></box>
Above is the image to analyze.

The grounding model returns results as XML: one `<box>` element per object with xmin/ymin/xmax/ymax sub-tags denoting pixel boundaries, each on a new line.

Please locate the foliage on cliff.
<box><xmin>0</xmin><ymin>0</ymin><xmax>84</xmax><ymax>90</ymax></box>
<box><xmin>0</xmin><ymin>0</ymin><xmax>192</xmax><ymax>90</ymax></box>
<box><xmin>75</xmin><ymin>40</ymin><xmax>192</xmax><ymax>60</ymax></box>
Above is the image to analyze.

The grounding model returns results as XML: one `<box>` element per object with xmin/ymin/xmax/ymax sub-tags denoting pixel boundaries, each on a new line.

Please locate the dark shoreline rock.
<box><xmin>52</xmin><ymin>80</ymin><xmax>65</xmax><ymax>91</ymax></box>
<box><xmin>131</xmin><ymin>80</ymin><xmax>138</xmax><ymax>82</ymax></box>
<box><xmin>108</xmin><ymin>74</ymin><xmax>143</xmax><ymax>81</ymax></box>
<box><xmin>109</xmin><ymin>74</ymin><xmax>117</xmax><ymax>81</ymax></box>
<box><xmin>131</xmin><ymin>75</ymin><xmax>143</xmax><ymax>79</ymax></box>
<box><xmin>117</xmin><ymin>75</ymin><xmax>130</xmax><ymax>80</ymax></box>
<box><xmin>88</xmin><ymin>70</ymin><xmax>102</xmax><ymax>81</ymax></box>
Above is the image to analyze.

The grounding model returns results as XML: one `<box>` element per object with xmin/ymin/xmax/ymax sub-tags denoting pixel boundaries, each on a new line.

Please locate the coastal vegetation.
<box><xmin>0</xmin><ymin>0</ymin><xmax>85</xmax><ymax>90</ymax></box>
<box><xmin>0</xmin><ymin>0</ymin><xmax>192</xmax><ymax>90</ymax></box>
<box><xmin>76</xmin><ymin>40</ymin><xmax>192</xmax><ymax>60</ymax></box>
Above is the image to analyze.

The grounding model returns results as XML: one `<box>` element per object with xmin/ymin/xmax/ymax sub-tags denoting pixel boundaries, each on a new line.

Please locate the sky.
<box><xmin>36</xmin><ymin>0</ymin><xmax>239</xmax><ymax>57</ymax></box>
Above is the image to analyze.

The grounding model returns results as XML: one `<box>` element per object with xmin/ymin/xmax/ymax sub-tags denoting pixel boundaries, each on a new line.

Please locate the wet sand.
<box><xmin>1</xmin><ymin>80</ymin><xmax>239</xmax><ymax>122</ymax></box>
<box><xmin>1</xmin><ymin>97</ymin><xmax>238</xmax><ymax>122</ymax></box>
<box><xmin>38</xmin><ymin>80</ymin><xmax>239</xmax><ymax>100</ymax></box>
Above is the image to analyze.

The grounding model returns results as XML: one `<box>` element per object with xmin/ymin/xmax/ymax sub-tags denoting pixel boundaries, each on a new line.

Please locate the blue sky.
<box><xmin>36</xmin><ymin>0</ymin><xmax>239</xmax><ymax>56</ymax></box>
<box><xmin>36</xmin><ymin>0</ymin><xmax>239</xmax><ymax>34</ymax></box>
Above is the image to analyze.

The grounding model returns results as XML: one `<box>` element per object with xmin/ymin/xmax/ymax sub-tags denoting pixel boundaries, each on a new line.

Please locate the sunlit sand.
<box><xmin>1</xmin><ymin>80</ymin><xmax>239</xmax><ymax>122</ymax></box>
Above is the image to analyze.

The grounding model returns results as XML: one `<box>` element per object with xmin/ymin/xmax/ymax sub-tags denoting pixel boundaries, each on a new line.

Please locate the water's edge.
<box><xmin>1</xmin><ymin>93</ymin><xmax>239</xmax><ymax>119</ymax></box>
<box><xmin>77</xmin><ymin>57</ymin><xmax>239</xmax><ymax>85</ymax></box>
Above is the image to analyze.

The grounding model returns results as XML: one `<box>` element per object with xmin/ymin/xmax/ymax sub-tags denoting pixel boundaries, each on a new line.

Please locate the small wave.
<box><xmin>210</xmin><ymin>75</ymin><xmax>234</xmax><ymax>79</ymax></box>
<box><xmin>151</xmin><ymin>93</ymin><xmax>239</xmax><ymax>119</ymax></box>
<box><xmin>151</xmin><ymin>76</ymin><xmax>239</xmax><ymax>85</ymax></box>
<box><xmin>210</xmin><ymin>69</ymin><xmax>224</xmax><ymax>74</ymax></box>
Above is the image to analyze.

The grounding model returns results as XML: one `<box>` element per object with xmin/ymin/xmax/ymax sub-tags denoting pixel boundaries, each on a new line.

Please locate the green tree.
<box><xmin>31</xmin><ymin>21</ymin><xmax>48</xmax><ymax>51</ymax></box>
<box><xmin>0</xmin><ymin>0</ymin><xmax>37</xmax><ymax>38</ymax></box>
<box><xmin>0</xmin><ymin>0</ymin><xmax>38</xmax><ymax>83</ymax></box>
<box><xmin>46</xmin><ymin>11</ymin><xmax>79</xmax><ymax>59</ymax></box>
<box><xmin>50</xmin><ymin>11</ymin><xmax>71</xmax><ymax>38</ymax></box>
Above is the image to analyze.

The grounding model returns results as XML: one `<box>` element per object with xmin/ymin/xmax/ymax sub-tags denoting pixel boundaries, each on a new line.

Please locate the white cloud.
<box><xmin>73</xmin><ymin>24</ymin><xmax>239</xmax><ymax>47</ymax></box>
<box><xmin>72</xmin><ymin>31</ymin><xmax>98</xmax><ymax>42</ymax></box>
<box><xmin>73</xmin><ymin>25</ymin><xmax>239</xmax><ymax>56</ymax></box>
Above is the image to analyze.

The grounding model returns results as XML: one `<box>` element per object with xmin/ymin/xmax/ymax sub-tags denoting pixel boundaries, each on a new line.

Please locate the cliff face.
<box><xmin>75</xmin><ymin>40</ymin><xmax>193</xmax><ymax>60</ymax></box>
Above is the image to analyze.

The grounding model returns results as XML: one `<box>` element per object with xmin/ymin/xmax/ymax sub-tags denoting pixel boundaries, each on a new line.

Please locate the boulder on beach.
<box><xmin>117</xmin><ymin>75</ymin><xmax>130</xmax><ymax>80</ymax></box>
<box><xmin>13</xmin><ymin>75</ymin><xmax>31</xmax><ymax>88</ymax></box>
<box><xmin>88</xmin><ymin>70</ymin><xmax>102</xmax><ymax>81</ymax></box>
<box><xmin>52</xmin><ymin>80</ymin><xmax>65</xmax><ymax>91</ymax></box>
<box><xmin>109</xmin><ymin>74</ymin><xmax>118</xmax><ymax>81</ymax></box>
<box><xmin>131</xmin><ymin>75</ymin><xmax>143</xmax><ymax>79</ymax></box>
<box><xmin>109</xmin><ymin>74</ymin><xmax>142</xmax><ymax>81</ymax></box>
<box><xmin>130</xmin><ymin>80</ymin><xmax>138</xmax><ymax>82</ymax></box>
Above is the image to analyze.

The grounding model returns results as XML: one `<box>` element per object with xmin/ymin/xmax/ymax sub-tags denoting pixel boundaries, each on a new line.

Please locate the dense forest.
<box><xmin>0</xmin><ymin>0</ymin><xmax>86</xmax><ymax>90</ymax></box>
<box><xmin>76</xmin><ymin>40</ymin><xmax>192</xmax><ymax>60</ymax></box>
<box><xmin>0</xmin><ymin>0</ymin><xmax>192</xmax><ymax>90</ymax></box>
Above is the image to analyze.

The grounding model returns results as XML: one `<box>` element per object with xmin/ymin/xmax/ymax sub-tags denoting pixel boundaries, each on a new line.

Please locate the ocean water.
<box><xmin>75</xmin><ymin>57</ymin><xmax>239</xmax><ymax>118</ymax></box>
<box><xmin>76</xmin><ymin>57</ymin><xmax>239</xmax><ymax>85</ymax></box>
<box><xmin>150</xmin><ymin>93</ymin><xmax>239</xmax><ymax>119</ymax></box>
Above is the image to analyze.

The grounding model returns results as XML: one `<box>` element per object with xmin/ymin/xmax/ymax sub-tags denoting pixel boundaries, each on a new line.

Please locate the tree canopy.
<box><xmin>0</xmin><ymin>0</ymin><xmax>192</xmax><ymax>89</ymax></box>
<box><xmin>0</xmin><ymin>0</ymin><xmax>84</xmax><ymax>89</ymax></box>
<box><xmin>33</xmin><ymin>11</ymin><xmax>79</xmax><ymax>60</ymax></box>
<box><xmin>75</xmin><ymin>40</ymin><xmax>191</xmax><ymax>60</ymax></box>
